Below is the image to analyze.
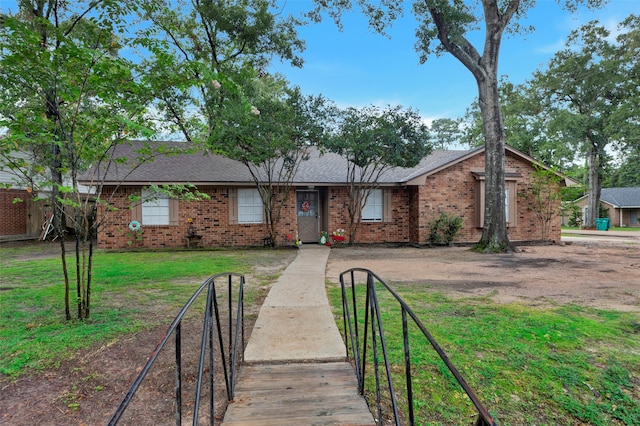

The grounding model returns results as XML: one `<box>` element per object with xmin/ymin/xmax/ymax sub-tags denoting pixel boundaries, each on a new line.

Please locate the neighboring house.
<box><xmin>82</xmin><ymin>141</ymin><xmax>574</xmax><ymax>249</ymax></box>
<box><xmin>574</xmin><ymin>187</ymin><xmax>640</xmax><ymax>227</ymax></box>
<box><xmin>0</xmin><ymin>151</ymin><xmax>44</xmax><ymax>240</ymax></box>
<box><xmin>0</xmin><ymin>150</ymin><xmax>94</xmax><ymax>241</ymax></box>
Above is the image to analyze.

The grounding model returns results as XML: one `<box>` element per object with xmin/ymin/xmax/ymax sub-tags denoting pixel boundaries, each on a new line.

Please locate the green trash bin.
<box><xmin>595</xmin><ymin>218</ymin><xmax>609</xmax><ymax>231</ymax></box>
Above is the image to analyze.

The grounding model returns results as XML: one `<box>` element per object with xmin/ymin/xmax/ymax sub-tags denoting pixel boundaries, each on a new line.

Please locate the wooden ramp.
<box><xmin>221</xmin><ymin>362</ymin><xmax>376</xmax><ymax>425</ymax></box>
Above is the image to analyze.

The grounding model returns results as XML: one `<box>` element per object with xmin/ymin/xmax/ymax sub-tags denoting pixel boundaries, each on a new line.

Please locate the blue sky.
<box><xmin>2</xmin><ymin>0</ymin><xmax>638</xmax><ymax>124</ymax></box>
<box><xmin>269</xmin><ymin>0</ymin><xmax>640</xmax><ymax>123</ymax></box>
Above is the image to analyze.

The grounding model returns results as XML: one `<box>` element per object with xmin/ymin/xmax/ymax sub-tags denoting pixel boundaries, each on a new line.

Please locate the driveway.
<box><xmin>562</xmin><ymin>229</ymin><xmax>640</xmax><ymax>245</ymax></box>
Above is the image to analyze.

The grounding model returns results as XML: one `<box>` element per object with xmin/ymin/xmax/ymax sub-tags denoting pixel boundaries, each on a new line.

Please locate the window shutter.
<box><xmin>383</xmin><ymin>189</ymin><xmax>392</xmax><ymax>222</ymax></box>
<box><xmin>475</xmin><ymin>179</ymin><xmax>485</xmax><ymax>228</ymax></box>
<box><xmin>506</xmin><ymin>181</ymin><xmax>517</xmax><ymax>227</ymax></box>
<box><xmin>228</xmin><ymin>188</ymin><xmax>238</xmax><ymax>224</ymax></box>
<box><xmin>169</xmin><ymin>198</ymin><xmax>179</xmax><ymax>226</ymax></box>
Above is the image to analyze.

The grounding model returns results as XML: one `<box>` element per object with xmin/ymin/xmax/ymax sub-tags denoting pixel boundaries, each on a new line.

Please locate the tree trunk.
<box><xmin>473</xmin><ymin>69</ymin><xmax>517</xmax><ymax>252</ymax></box>
<box><xmin>59</xmin><ymin>234</ymin><xmax>71</xmax><ymax>321</ymax></box>
<box><xmin>51</xmin><ymin>137</ymin><xmax>73</xmax><ymax>319</ymax></box>
<box><xmin>584</xmin><ymin>148</ymin><xmax>602</xmax><ymax>229</ymax></box>
<box><xmin>422</xmin><ymin>0</ymin><xmax>520</xmax><ymax>253</ymax></box>
<box><xmin>346</xmin><ymin>185</ymin><xmax>365</xmax><ymax>246</ymax></box>
<box><xmin>86</xmin><ymin>232</ymin><xmax>94</xmax><ymax>319</ymax></box>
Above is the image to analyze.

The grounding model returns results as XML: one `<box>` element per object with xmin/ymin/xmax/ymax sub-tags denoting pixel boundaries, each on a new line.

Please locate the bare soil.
<box><xmin>326</xmin><ymin>241</ymin><xmax>640</xmax><ymax>313</ymax></box>
<box><xmin>1</xmin><ymin>240</ymin><xmax>639</xmax><ymax>425</ymax></box>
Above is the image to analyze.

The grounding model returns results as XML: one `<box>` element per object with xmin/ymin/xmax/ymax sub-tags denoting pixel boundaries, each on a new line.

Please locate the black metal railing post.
<box><xmin>339</xmin><ymin>268</ymin><xmax>498</xmax><ymax>426</ymax></box>
<box><xmin>402</xmin><ymin>308</ymin><xmax>415</xmax><ymax>425</ymax></box>
<box><xmin>107</xmin><ymin>272</ymin><xmax>245</xmax><ymax>426</ymax></box>
<box><xmin>176</xmin><ymin>322</ymin><xmax>182</xmax><ymax>426</ymax></box>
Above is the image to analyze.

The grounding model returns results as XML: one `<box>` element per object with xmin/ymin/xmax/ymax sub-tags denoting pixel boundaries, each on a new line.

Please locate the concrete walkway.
<box><xmin>243</xmin><ymin>244</ymin><xmax>346</xmax><ymax>363</ymax></box>
<box><xmin>222</xmin><ymin>245</ymin><xmax>376</xmax><ymax>425</ymax></box>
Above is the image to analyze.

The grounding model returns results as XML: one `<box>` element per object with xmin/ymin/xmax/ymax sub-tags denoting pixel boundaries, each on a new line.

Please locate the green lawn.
<box><xmin>0</xmin><ymin>247</ymin><xmax>294</xmax><ymax>378</ymax></box>
<box><xmin>327</xmin><ymin>284</ymin><xmax>640</xmax><ymax>426</ymax></box>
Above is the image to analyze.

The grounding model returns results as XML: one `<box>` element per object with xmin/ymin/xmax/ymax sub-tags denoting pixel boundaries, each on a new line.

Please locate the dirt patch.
<box><xmin>0</xmin><ymin>309</ymin><xmax>261</xmax><ymax>426</ymax></box>
<box><xmin>326</xmin><ymin>242</ymin><xmax>640</xmax><ymax>313</ymax></box>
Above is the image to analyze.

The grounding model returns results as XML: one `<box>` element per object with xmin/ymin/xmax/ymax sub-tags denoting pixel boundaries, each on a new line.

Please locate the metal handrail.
<box><xmin>339</xmin><ymin>268</ymin><xmax>498</xmax><ymax>426</ymax></box>
<box><xmin>107</xmin><ymin>272</ymin><xmax>246</xmax><ymax>426</ymax></box>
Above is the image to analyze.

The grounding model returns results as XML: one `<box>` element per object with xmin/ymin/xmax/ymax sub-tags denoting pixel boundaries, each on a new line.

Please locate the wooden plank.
<box><xmin>221</xmin><ymin>413</ymin><xmax>376</xmax><ymax>426</ymax></box>
<box><xmin>222</xmin><ymin>362</ymin><xmax>375</xmax><ymax>426</ymax></box>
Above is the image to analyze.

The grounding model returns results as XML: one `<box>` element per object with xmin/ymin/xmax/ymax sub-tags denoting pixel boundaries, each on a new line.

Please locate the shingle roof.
<box><xmin>600</xmin><ymin>187</ymin><xmax>640</xmax><ymax>208</ymax></box>
<box><xmin>81</xmin><ymin>142</ymin><xmax>254</xmax><ymax>185</ymax></box>
<box><xmin>385</xmin><ymin>148</ymin><xmax>482</xmax><ymax>183</ymax></box>
<box><xmin>81</xmin><ymin>141</ymin><xmax>479</xmax><ymax>186</ymax></box>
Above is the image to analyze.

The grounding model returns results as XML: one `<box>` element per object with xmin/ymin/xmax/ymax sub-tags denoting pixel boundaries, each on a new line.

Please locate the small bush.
<box><xmin>427</xmin><ymin>212</ymin><xmax>463</xmax><ymax>246</ymax></box>
<box><xmin>567</xmin><ymin>204</ymin><xmax>583</xmax><ymax>227</ymax></box>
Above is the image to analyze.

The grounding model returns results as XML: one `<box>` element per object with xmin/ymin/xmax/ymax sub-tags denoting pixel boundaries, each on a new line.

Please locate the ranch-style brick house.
<box><xmin>84</xmin><ymin>141</ymin><xmax>573</xmax><ymax>249</ymax></box>
<box><xmin>573</xmin><ymin>187</ymin><xmax>640</xmax><ymax>228</ymax></box>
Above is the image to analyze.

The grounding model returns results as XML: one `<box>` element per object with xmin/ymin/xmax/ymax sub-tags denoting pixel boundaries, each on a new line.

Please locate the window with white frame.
<box><xmin>238</xmin><ymin>188</ymin><xmax>263</xmax><ymax>224</ymax></box>
<box><xmin>142</xmin><ymin>189</ymin><xmax>170</xmax><ymax>225</ymax></box>
<box><xmin>361</xmin><ymin>189</ymin><xmax>383</xmax><ymax>222</ymax></box>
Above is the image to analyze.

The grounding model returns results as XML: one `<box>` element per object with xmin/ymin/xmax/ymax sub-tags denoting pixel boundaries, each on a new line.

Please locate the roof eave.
<box><xmin>400</xmin><ymin>147</ymin><xmax>485</xmax><ymax>185</ymax></box>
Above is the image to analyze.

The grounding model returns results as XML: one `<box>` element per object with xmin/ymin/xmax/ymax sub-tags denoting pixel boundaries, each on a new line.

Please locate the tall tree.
<box><xmin>327</xmin><ymin>104</ymin><xmax>431</xmax><ymax>245</ymax></box>
<box><xmin>429</xmin><ymin>117</ymin><xmax>464</xmax><ymax>149</ymax></box>
<box><xmin>463</xmin><ymin>80</ymin><xmax>578</xmax><ymax>170</ymax></box>
<box><xmin>530</xmin><ymin>20</ymin><xmax>629</xmax><ymax>228</ymax></box>
<box><xmin>0</xmin><ymin>0</ymin><xmax>157</xmax><ymax>320</ymax></box>
<box><xmin>308</xmin><ymin>0</ymin><xmax>605</xmax><ymax>252</ymax></box>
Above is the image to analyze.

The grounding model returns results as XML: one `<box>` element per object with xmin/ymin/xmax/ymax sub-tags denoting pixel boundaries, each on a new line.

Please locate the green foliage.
<box><xmin>599</xmin><ymin>203</ymin><xmax>610</xmax><ymax>220</ymax></box>
<box><xmin>328</xmin><ymin>104</ymin><xmax>431</xmax><ymax>170</ymax></box>
<box><xmin>563</xmin><ymin>203</ymin><xmax>583</xmax><ymax>227</ymax></box>
<box><xmin>561</xmin><ymin>184</ymin><xmax>585</xmax><ymax>202</ymax></box>
<box><xmin>515</xmin><ymin>17</ymin><xmax>640</xmax><ymax>227</ymax></box>
<box><xmin>427</xmin><ymin>212</ymin><xmax>463</xmax><ymax>246</ymax></box>
<box><xmin>135</xmin><ymin>0</ymin><xmax>304</xmax><ymax>144</ymax></box>
<box><xmin>0</xmin><ymin>1</ymin><xmax>160</xmax><ymax>320</ymax></box>
<box><xmin>429</xmin><ymin>118</ymin><xmax>464</xmax><ymax>149</ymax></box>
<box><xmin>132</xmin><ymin>1</ymin><xmax>309</xmax><ymax>245</ymax></box>
<box><xmin>210</xmin><ymin>75</ymin><xmax>335</xmax><ymax>244</ymax></box>
<box><xmin>607</xmin><ymin>148</ymin><xmax>640</xmax><ymax>187</ymax></box>
<box><xmin>519</xmin><ymin>166</ymin><xmax>563</xmax><ymax>241</ymax></box>
<box><xmin>327</xmin><ymin>286</ymin><xmax>640</xmax><ymax>425</ymax></box>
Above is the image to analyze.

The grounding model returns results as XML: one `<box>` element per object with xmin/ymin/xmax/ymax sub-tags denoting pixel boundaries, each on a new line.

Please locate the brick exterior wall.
<box><xmin>96</xmin><ymin>151</ymin><xmax>562</xmax><ymax>249</ymax></box>
<box><xmin>98</xmin><ymin>186</ymin><xmax>298</xmax><ymax>249</ymax></box>
<box><xmin>408</xmin><ymin>151</ymin><xmax>562</xmax><ymax>244</ymax></box>
<box><xmin>0</xmin><ymin>189</ymin><xmax>28</xmax><ymax>236</ymax></box>
<box><xmin>326</xmin><ymin>187</ymin><xmax>411</xmax><ymax>244</ymax></box>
